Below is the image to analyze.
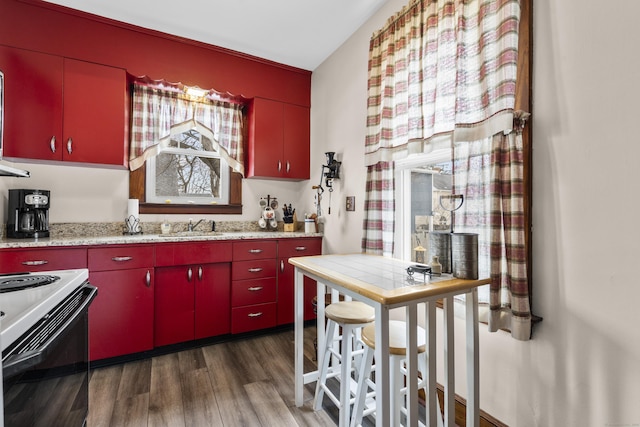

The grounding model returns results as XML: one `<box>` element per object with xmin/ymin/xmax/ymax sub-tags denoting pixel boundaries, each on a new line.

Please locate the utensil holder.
<box><xmin>284</xmin><ymin>213</ymin><xmax>298</xmax><ymax>232</ymax></box>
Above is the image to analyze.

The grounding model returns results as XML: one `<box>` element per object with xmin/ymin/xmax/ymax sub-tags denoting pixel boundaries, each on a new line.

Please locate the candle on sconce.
<box><xmin>127</xmin><ymin>199</ymin><xmax>139</xmax><ymax>219</ymax></box>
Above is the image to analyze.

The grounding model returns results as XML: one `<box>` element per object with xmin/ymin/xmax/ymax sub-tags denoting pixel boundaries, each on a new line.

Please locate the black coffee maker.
<box><xmin>7</xmin><ymin>189</ymin><xmax>50</xmax><ymax>238</ymax></box>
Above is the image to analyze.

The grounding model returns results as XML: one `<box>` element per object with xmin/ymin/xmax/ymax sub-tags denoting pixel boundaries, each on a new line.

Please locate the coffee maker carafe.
<box><xmin>7</xmin><ymin>189</ymin><xmax>50</xmax><ymax>238</ymax></box>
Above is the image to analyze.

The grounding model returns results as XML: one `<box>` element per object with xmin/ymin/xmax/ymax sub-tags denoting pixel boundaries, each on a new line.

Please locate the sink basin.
<box><xmin>161</xmin><ymin>231</ymin><xmax>224</xmax><ymax>238</ymax></box>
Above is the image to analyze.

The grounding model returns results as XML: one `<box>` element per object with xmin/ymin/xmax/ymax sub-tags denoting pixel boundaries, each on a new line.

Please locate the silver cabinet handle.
<box><xmin>280</xmin><ymin>260</ymin><xmax>284</xmax><ymax>272</ymax></box>
<box><xmin>249</xmin><ymin>249</ymin><xmax>263</xmax><ymax>254</ymax></box>
<box><xmin>112</xmin><ymin>256</ymin><xmax>133</xmax><ymax>262</ymax></box>
<box><xmin>248</xmin><ymin>286</ymin><xmax>263</xmax><ymax>292</ymax></box>
<box><xmin>50</xmin><ymin>136</ymin><xmax>56</xmax><ymax>153</ymax></box>
<box><xmin>187</xmin><ymin>267</ymin><xmax>193</xmax><ymax>282</ymax></box>
<box><xmin>248</xmin><ymin>267</ymin><xmax>263</xmax><ymax>273</ymax></box>
<box><xmin>247</xmin><ymin>312</ymin><xmax>263</xmax><ymax>318</ymax></box>
<box><xmin>21</xmin><ymin>260</ymin><xmax>48</xmax><ymax>266</ymax></box>
<box><xmin>198</xmin><ymin>266</ymin><xmax>203</xmax><ymax>281</ymax></box>
<box><xmin>286</xmin><ymin>161</ymin><xmax>290</xmax><ymax>173</ymax></box>
<box><xmin>145</xmin><ymin>270</ymin><xmax>151</xmax><ymax>287</ymax></box>
<box><xmin>295</xmin><ymin>246</ymin><xmax>307</xmax><ymax>251</ymax></box>
<box><xmin>67</xmin><ymin>137</ymin><xmax>73</xmax><ymax>154</ymax></box>
<box><xmin>278</xmin><ymin>160</ymin><xmax>282</xmax><ymax>172</ymax></box>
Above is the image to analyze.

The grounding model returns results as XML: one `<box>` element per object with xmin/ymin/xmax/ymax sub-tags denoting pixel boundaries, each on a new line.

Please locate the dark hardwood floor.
<box><xmin>88</xmin><ymin>326</ymin><xmax>347</xmax><ymax>427</ymax></box>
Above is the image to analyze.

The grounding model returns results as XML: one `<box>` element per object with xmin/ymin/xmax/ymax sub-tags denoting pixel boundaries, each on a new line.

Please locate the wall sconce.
<box><xmin>322</xmin><ymin>151</ymin><xmax>341</xmax><ymax>189</ymax></box>
<box><xmin>183</xmin><ymin>85</ymin><xmax>209</xmax><ymax>99</ymax></box>
<box><xmin>312</xmin><ymin>152</ymin><xmax>342</xmax><ymax>216</ymax></box>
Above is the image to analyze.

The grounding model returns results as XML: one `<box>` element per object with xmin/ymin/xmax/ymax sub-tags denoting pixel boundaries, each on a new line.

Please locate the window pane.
<box><xmin>154</xmin><ymin>152</ymin><xmax>222</xmax><ymax>200</ymax></box>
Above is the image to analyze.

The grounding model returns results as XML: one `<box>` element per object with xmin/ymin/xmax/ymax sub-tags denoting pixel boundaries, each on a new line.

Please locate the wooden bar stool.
<box><xmin>350</xmin><ymin>320</ymin><xmax>444</xmax><ymax>427</ymax></box>
<box><xmin>314</xmin><ymin>301</ymin><xmax>375</xmax><ymax>427</ymax></box>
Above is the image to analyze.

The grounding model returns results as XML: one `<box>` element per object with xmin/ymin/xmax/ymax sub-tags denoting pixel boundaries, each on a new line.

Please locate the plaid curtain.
<box><xmin>453</xmin><ymin>111</ymin><xmax>531</xmax><ymax>340</ymax></box>
<box><xmin>129</xmin><ymin>84</ymin><xmax>244</xmax><ymax>174</ymax></box>
<box><xmin>362</xmin><ymin>0</ymin><xmax>521</xmax><ymax>254</ymax></box>
<box><xmin>362</xmin><ymin>161</ymin><xmax>396</xmax><ymax>256</ymax></box>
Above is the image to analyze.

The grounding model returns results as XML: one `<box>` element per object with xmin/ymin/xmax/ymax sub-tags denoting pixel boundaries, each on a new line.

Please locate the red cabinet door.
<box><xmin>283</xmin><ymin>103</ymin><xmax>310</xmax><ymax>179</ymax></box>
<box><xmin>195</xmin><ymin>262</ymin><xmax>231</xmax><ymax>339</ymax></box>
<box><xmin>154</xmin><ymin>265</ymin><xmax>195</xmax><ymax>347</ymax></box>
<box><xmin>248</xmin><ymin>97</ymin><xmax>284</xmax><ymax>178</ymax></box>
<box><xmin>277</xmin><ymin>238</ymin><xmax>322</xmax><ymax>325</ymax></box>
<box><xmin>0</xmin><ymin>46</ymin><xmax>63</xmax><ymax>161</ymax></box>
<box><xmin>62</xmin><ymin>59</ymin><xmax>127</xmax><ymax>166</ymax></box>
<box><xmin>247</xmin><ymin>98</ymin><xmax>310</xmax><ymax>180</ymax></box>
<box><xmin>89</xmin><ymin>268</ymin><xmax>154</xmax><ymax>361</ymax></box>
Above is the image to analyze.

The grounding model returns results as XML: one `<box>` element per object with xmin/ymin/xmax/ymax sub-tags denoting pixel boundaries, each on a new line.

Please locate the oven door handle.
<box><xmin>2</xmin><ymin>284</ymin><xmax>98</xmax><ymax>379</ymax></box>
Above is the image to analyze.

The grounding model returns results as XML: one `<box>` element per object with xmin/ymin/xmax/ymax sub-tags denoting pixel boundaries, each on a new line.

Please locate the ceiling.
<box><xmin>44</xmin><ymin>0</ymin><xmax>392</xmax><ymax>71</ymax></box>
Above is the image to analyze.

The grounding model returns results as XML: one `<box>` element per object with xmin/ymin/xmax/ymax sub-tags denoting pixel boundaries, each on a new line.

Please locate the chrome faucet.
<box><xmin>188</xmin><ymin>218</ymin><xmax>206</xmax><ymax>232</ymax></box>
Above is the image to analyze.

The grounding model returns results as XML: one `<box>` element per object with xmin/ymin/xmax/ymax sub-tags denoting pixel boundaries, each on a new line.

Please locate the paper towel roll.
<box><xmin>127</xmin><ymin>199</ymin><xmax>139</xmax><ymax>219</ymax></box>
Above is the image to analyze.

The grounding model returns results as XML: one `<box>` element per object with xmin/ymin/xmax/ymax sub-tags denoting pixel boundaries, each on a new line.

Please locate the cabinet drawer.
<box><xmin>232</xmin><ymin>259</ymin><xmax>276</xmax><ymax>280</ymax></box>
<box><xmin>231</xmin><ymin>302</ymin><xmax>277</xmax><ymax>334</ymax></box>
<box><xmin>156</xmin><ymin>241</ymin><xmax>232</xmax><ymax>266</ymax></box>
<box><xmin>232</xmin><ymin>240</ymin><xmax>277</xmax><ymax>261</ymax></box>
<box><xmin>232</xmin><ymin>277</ymin><xmax>276</xmax><ymax>307</ymax></box>
<box><xmin>278</xmin><ymin>237</ymin><xmax>322</xmax><ymax>259</ymax></box>
<box><xmin>0</xmin><ymin>248</ymin><xmax>87</xmax><ymax>273</ymax></box>
<box><xmin>88</xmin><ymin>245</ymin><xmax>154</xmax><ymax>271</ymax></box>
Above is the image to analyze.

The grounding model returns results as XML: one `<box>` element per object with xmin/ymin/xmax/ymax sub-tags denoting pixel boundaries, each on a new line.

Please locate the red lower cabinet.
<box><xmin>277</xmin><ymin>237</ymin><xmax>322</xmax><ymax>325</ymax></box>
<box><xmin>231</xmin><ymin>240</ymin><xmax>278</xmax><ymax>333</ymax></box>
<box><xmin>155</xmin><ymin>262</ymin><xmax>231</xmax><ymax>347</ymax></box>
<box><xmin>89</xmin><ymin>268</ymin><xmax>154</xmax><ymax>361</ymax></box>
<box><xmin>87</xmin><ymin>245</ymin><xmax>154</xmax><ymax>361</ymax></box>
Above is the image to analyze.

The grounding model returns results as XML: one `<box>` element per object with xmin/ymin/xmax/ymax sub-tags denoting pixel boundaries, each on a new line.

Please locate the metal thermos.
<box><xmin>429</xmin><ymin>232</ymin><xmax>452</xmax><ymax>273</ymax></box>
<box><xmin>451</xmin><ymin>233</ymin><xmax>479</xmax><ymax>279</ymax></box>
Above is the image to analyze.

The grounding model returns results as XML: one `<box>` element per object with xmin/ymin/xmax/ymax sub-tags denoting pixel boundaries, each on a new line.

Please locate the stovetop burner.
<box><xmin>0</xmin><ymin>273</ymin><xmax>61</xmax><ymax>293</ymax></box>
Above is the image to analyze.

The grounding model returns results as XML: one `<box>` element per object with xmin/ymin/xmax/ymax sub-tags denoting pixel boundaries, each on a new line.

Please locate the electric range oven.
<box><xmin>0</xmin><ymin>269</ymin><xmax>97</xmax><ymax>427</ymax></box>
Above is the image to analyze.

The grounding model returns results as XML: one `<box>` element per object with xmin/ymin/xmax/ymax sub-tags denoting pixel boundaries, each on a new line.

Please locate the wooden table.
<box><xmin>289</xmin><ymin>253</ymin><xmax>489</xmax><ymax>427</ymax></box>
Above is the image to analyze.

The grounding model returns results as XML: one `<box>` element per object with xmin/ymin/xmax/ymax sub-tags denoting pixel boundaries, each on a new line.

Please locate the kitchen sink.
<box><xmin>162</xmin><ymin>231</ymin><xmax>224</xmax><ymax>238</ymax></box>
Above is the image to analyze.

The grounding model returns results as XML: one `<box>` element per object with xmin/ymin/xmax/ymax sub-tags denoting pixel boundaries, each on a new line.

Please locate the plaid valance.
<box><xmin>129</xmin><ymin>83</ymin><xmax>245</xmax><ymax>175</ymax></box>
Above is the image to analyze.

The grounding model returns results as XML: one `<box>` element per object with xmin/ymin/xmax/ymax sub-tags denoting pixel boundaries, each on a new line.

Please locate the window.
<box><xmin>128</xmin><ymin>80</ymin><xmax>245</xmax><ymax>215</ymax></box>
<box><xmin>146</xmin><ymin>129</ymin><xmax>230</xmax><ymax>205</ymax></box>
<box><xmin>394</xmin><ymin>149</ymin><xmax>453</xmax><ymax>263</ymax></box>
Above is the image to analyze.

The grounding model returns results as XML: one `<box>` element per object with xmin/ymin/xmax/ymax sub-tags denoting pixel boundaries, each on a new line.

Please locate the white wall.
<box><xmin>0</xmin><ymin>161</ymin><xmax>309</xmax><ymax>226</ymax></box>
<box><xmin>311</xmin><ymin>0</ymin><xmax>640</xmax><ymax>425</ymax></box>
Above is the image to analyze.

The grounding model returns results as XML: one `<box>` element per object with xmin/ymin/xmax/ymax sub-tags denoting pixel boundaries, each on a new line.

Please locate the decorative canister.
<box><xmin>304</xmin><ymin>218</ymin><xmax>315</xmax><ymax>234</ymax></box>
<box><xmin>429</xmin><ymin>231</ymin><xmax>451</xmax><ymax>273</ymax></box>
<box><xmin>430</xmin><ymin>255</ymin><xmax>442</xmax><ymax>275</ymax></box>
<box><xmin>451</xmin><ymin>233</ymin><xmax>478</xmax><ymax>279</ymax></box>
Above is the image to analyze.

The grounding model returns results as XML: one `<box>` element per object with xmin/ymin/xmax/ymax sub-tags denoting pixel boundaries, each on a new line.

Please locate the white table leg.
<box><xmin>405</xmin><ymin>304</ymin><xmax>419</xmax><ymax>426</ymax></box>
<box><xmin>443</xmin><ymin>297</ymin><xmax>455</xmax><ymax>426</ymax></box>
<box><xmin>294</xmin><ymin>267</ymin><xmax>305</xmax><ymax>407</ymax></box>
<box><xmin>425</xmin><ymin>300</ymin><xmax>439</xmax><ymax>427</ymax></box>
<box><xmin>374</xmin><ymin>305</ymin><xmax>390</xmax><ymax>427</ymax></box>
<box><xmin>466</xmin><ymin>289</ymin><xmax>479</xmax><ymax>427</ymax></box>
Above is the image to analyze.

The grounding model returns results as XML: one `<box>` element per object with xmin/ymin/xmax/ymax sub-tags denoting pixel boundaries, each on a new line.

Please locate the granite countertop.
<box><xmin>0</xmin><ymin>221</ymin><xmax>322</xmax><ymax>249</ymax></box>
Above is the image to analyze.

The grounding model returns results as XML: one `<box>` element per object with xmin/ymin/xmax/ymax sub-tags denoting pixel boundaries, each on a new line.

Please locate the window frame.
<box><xmin>129</xmin><ymin>163</ymin><xmax>243</xmax><ymax>215</ymax></box>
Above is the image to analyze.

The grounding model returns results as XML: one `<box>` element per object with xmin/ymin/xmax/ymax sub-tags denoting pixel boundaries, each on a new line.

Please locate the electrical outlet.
<box><xmin>346</xmin><ymin>196</ymin><xmax>355</xmax><ymax>211</ymax></box>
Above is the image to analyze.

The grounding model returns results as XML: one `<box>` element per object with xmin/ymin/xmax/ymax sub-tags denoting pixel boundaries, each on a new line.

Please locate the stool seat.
<box><xmin>326</xmin><ymin>301</ymin><xmax>375</xmax><ymax>324</ymax></box>
<box><xmin>361</xmin><ymin>320</ymin><xmax>426</xmax><ymax>355</ymax></box>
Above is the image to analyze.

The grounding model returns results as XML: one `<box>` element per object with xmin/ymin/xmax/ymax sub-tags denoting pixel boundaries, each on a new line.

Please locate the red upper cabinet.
<box><xmin>0</xmin><ymin>46</ymin><xmax>63</xmax><ymax>161</ymax></box>
<box><xmin>246</xmin><ymin>97</ymin><xmax>310</xmax><ymax>180</ymax></box>
<box><xmin>62</xmin><ymin>59</ymin><xmax>128</xmax><ymax>166</ymax></box>
<box><xmin>0</xmin><ymin>45</ymin><xmax>127</xmax><ymax>167</ymax></box>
